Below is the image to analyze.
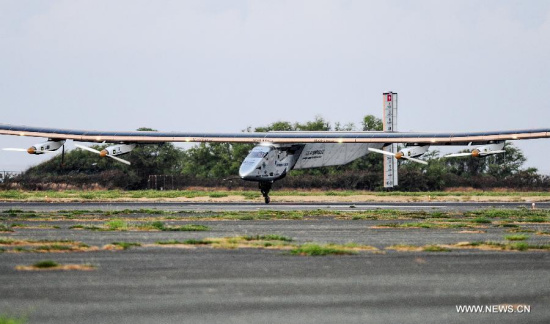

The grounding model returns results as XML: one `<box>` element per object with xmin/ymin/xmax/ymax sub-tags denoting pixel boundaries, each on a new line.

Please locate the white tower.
<box><xmin>383</xmin><ymin>92</ymin><xmax>398</xmax><ymax>188</ymax></box>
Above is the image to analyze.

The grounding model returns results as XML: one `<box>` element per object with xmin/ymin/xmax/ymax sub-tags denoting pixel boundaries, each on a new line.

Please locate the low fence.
<box><xmin>0</xmin><ymin>171</ymin><xmax>22</xmax><ymax>182</ymax></box>
<box><xmin>146</xmin><ymin>175</ymin><xmax>257</xmax><ymax>190</ymax></box>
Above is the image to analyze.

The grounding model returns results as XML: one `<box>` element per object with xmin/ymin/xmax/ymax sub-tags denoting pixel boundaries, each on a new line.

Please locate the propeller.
<box><xmin>444</xmin><ymin>152</ymin><xmax>473</xmax><ymax>158</ymax></box>
<box><xmin>444</xmin><ymin>149</ymin><xmax>506</xmax><ymax>158</ymax></box>
<box><xmin>3</xmin><ymin>148</ymin><xmax>28</xmax><ymax>152</ymax></box>
<box><xmin>368</xmin><ymin>147</ymin><xmax>428</xmax><ymax>165</ymax></box>
<box><xmin>74</xmin><ymin>144</ymin><xmax>131</xmax><ymax>165</ymax></box>
<box><xmin>3</xmin><ymin>148</ymin><xmax>57</xmax><ymax>153</ymax></box>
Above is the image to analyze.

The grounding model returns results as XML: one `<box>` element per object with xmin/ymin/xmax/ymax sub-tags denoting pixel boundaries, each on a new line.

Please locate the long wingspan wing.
<box><xmin>0</xmin><ymin>123</ymin><xmax>548</xmax><ymax>145</ymax></box>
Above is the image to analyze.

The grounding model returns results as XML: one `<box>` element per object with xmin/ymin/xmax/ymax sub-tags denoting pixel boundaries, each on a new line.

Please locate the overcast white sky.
<box><xmin>1</xmin><ymin>0</ymin><xmax>550</xmax><ymax>173</ymax></box>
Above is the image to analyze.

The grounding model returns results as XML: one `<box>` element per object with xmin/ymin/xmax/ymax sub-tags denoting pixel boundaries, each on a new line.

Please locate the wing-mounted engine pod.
<box><xmin>101</xmin><ymin>144</ymin><xmax>136</xmax><ymax>157</ymax></box>
<box><xmin>397</xmin><ymin>145</ymin><xmax>430</xmax><ymax>159</ymax></box>
<box><xmin>445</xmin><ymin>141</ymin><xmax>506</xmax><ymax>158</ymax></box>
<box><xmin>473</xmin><ymin>142</ymin><xmax>505</xmax><ymax>157</ymax></box>
<box><xmin>27</xmin><ymin>140</ymin><xmax>65</xmax><ymax>155</ymax></box>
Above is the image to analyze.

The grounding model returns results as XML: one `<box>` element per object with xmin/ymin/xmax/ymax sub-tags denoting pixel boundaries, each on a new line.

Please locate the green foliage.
<box><xmin>156</xmin><ymin>239</ymin><xmax>211</xmax><ymax>245</ymax></box>
<box><xmin>181</xmin><ymin>142</ymin><xmax>252</xmax><ymax>178</ymax></box>
<box><xmin>150</xmin><ymin>221</ymin><xmax>166</xmax><ymax>231</ymax></box>
<box><xmin>505</xmin><ymin>234</ymin><xmax>529</xmax><ymax>241</ymax></box>
<box><xmin>169</xmin><ymin>224</ymin><xmax>210</xmax><ymax>231</ymax></box>
<box><xmin>0</xmin><ymin>315</ymin><xmax>27</xmax><ymax>324</ymax></box>
<box><xmin>423</xmin><ymin>245</ymin><xmax>451</xmax><ymax>252</ymax></box>
<box><xmin>243</xmin><ymin>234</ymin><xmax>293</xmax><ymax>242</ymax></box>
<box><xmin>182</xmin><ymin>239</ymin><xmax>212</xmax><ymax>245</ymax></box>
<box><xmin>472</xmin><ymin>217</ymin><xmax>492</xmax><ymax>224</ymax></box>
<box><xmin>290</xmin><ymin>243</ymin><xmax>356</xmax><ymax>256</ymax></box>
<box><xmin>21</xmin><ymin>128</ymin><xmax>185</xmax><ymax>189</ymax></box>
<box><xmin>0</xmin><ymin>224</ymin><xmax>13</xmax><ymax>232</ymax></box>
<box><xmin>106</xmin><ymin>219</ymin><xmax>128</xmax><ymax>231</ymax></box>
<box><xmin>362</xmin><ymin>115</ymin><xmax>383</xmax><ymax>131</ymax></box>
<box><xmin>33</xmin><ymin>260</ymin><xmax>59</xmax><ymax>268</ymax></box>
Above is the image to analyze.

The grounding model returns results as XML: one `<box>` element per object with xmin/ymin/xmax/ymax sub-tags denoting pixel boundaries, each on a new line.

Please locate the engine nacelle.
<box><xmin>100</xmin><ymin>144</ymin><xmax>136</xmax><ymax>157</ymax></box>
<box><xmin>27</xmin><ymin>140</ymin><xmax>65</xmax><ymax>155</ymax></box>
<box><xmin>445</xmin><ymin>141</ymin><xmax>506</xmax><ymax>158</ymax></box>
<box><xmin>471</xmin><ymin>142</ymin><xmax>505</xmax><ymax>157</ymax></box>
<box><xmin>396</xmin><ymin>145</ymin><xmax>429</xmax><ymax>159</ymax></box>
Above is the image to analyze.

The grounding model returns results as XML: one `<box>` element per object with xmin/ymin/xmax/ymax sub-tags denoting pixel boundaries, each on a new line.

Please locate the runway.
<box><xmin>1</xmin><ymin>201</ymin><xmax>550</xmax><ymax>212</ymax></box>
<box><xmin>1</xmin><ymin>202</ymin><xmax>549</xmax><ymax>323</ymax></box>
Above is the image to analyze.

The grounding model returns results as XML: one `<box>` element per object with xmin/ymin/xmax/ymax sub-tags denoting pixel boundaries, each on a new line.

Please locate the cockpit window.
<box><xmin>247</xmin><ymin>151</ymin><xmax>268</xmax><ymax>158</ymax></box>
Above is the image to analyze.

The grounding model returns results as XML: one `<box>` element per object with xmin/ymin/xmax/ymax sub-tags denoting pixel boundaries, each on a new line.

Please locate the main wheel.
<box><xmin>264</xmin><ymin>196</ymin><xmax>271</xmax><ymax>204</ymax></box>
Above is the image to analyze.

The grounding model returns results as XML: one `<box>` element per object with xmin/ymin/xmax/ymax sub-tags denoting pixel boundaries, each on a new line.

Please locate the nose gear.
<box><xmin>259</xmin><ymin>181</ymin><xmax>273</xmax><ymax>204</ymax></box>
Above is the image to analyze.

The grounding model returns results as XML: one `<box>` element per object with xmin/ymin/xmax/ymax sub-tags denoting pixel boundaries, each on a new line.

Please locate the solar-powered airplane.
<box><xmin>1</xmin><ymin>93</ymin><xmax>547</xmax><ymax>203</ymax></box>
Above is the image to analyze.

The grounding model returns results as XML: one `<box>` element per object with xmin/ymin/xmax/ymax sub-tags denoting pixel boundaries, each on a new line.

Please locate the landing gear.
<box><xmin>259</xmin><ymin>181</ymin><xmax>273</xmax><ymax>204</ymax></box>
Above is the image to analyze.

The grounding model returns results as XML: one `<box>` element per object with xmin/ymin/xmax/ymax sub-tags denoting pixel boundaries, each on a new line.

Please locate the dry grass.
<box><xmin>16</xmin><ymin>264</ymin><xmax>96</xmax><ymax>271</ymax></box>
<box><xmin>387</xmin><ymin>241</ymin><xmax>550</xmax><ymax>252</ymax></box>
<box><xmin>155</xmin><ymin>235</ymin><xmax>379</xmax><ymax>255</ymax></box>
<box><xmin>2</xmin><ymin>189</ymin><xmax>550</xmax><ymax>203</ymax></box>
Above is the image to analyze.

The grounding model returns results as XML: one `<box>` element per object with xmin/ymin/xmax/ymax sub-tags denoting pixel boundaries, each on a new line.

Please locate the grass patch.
<box><xmin>0</xmin><ymin>238</ymin><xmax>93</xmax><ymax>253</ymax></box>
<box><xmin>9</xmin><ymin>208</ymin><xmax>548</xmax><ymax>224</ymax></box>
<box><xmin>33</xmin><ymin>260</ymin><xmax>59</xmax><ymax>268</ymax></box>
<box><xmin>242</xmin><ymin>192</ymin><xmax>261</xmax><ymax>199</ymax></box>
<box><xmin>156</xmin><ymin>240</ymin><xmax>185</xmax><ymax>245</ymax></box>
<box><xmin>429</xmin><ymin>211</ymin><xmax>449</xmax><ymax>218</ymax></box>
<box><xmin>499</xmin><ymin>223</ymin><xmax>519</xmax><ymax>228</ymax></box>
<box><xmin>105</xmin><ymin>219</ymin><xmax>128</xmax><ymax>231</ymax></box>
<box><xmin>525</xmin><ymin>216</ymin><xmax>547</xmax><ymax>223</ymax></box>
<box><xmin>290</xmin><ymin>243</ymin><xmax>356</xmax><ymax>256</ymax></box>
<box><xmin>423</xmin><ymin>245</ymin><xmax>451</xmax><ymax>252</ymax></box>
<box><xmin>150</xmin><ymin>221</ymin><xmax>166</xmax><ymax>230</ymax></box>
<box><xmin>156</xmin><ymin>239</ymin><xmax>211</xmax><ymax>245</ymax></box>
<box><xmin>466</xmin><ymin>241</ymin><xmax>550</xmax><ymax>251</ymax></box>
<box><xmin>155</xmin><ymin>236</ymin><xmax>377</xmax><ymax>255</ymax></box>
<box><xmin>208</xmin><ymin>192</ymin><xmax>228</xmax><ymax>198</ymax></box>
<box><xmin>403</xmin><ymin>222</ymin><xmax>435</xmax><ymax>229</ymax></box>
<box><xmin>375</xmin><ymin>222</ymin><xmax>471</xmax><ymax>229</ymax></box>
<box><xmin>35</xmin><ymin>245</ymin><xmax>76</xmax><ymax>252</ymax></box>
<box><xmin>4</xmin><ymin>190</ymin><xmax>550</xmax><ymax>202</ymax></box>
<box><xmin>168</xmin><ymin>224</ymin><xmax>210</xmax><ymax>231</ymax></box>
<box><xmin>472</xmin><ymin>217</ymin><xmax>492</xmax><ymax>224</ymax></box>
<box><xmin>70</xmin><ymin>224</ymin><xmax>103</xmax><ymax>231</ymax></box>
<box><xmin>0</xmin><ymin>315</ymin><xmax>27</xmax><ymax>324</ymax></box>
<box><xmin>0</xmin><ymin>224</ymin><xmax>13</xmax><ymax>232</ymax></box>
<box><xmin>509</xmin><ymin>242</ymin><xmax>529</xmax><ymax>251</ymax></box>
<box><xmin>505</xmin><ymin>234</ymin><xmax>529</xmax><ymax>241</ymax></box>
<box><xmin>505</xmin><ymin>227</ymin><xmax>535</xmax><ymax>233</ymax></box>
<box><xmin>138</xmin><ymin>221</ymin><xmax>167</xmax><ymax>231</ymax></box>
<box><xmin>2</xmin><ymin>209</ymin><xmax>25</xmax><ymax>214</ymax></box>
<box><xmin>243</xmin><ymin>234</ymin><xmax>293</xmax><ymax>242</ymax></box>
<box><xmin>0</xmin><ymin>237</ymin><xmax>15</xmax><ymax>244</ymax></box>
<box><xmin>16</xmin><ymin>262</ymin><xmax>96</xmax><ymax>272</ymax></box>
<box><xmin>111</xmin><ymin>242</ymin><xmax>141</xmax><ymax>250</ymax></box>
<box><xmin>183</xmin><ymin>239</ymin><xmax>212</xmax><ymax>245</ymax></box>
<box><xmin>387</xmin><ymin>241</ymin><xmax>550</xmax><ymax>252</ymax></box>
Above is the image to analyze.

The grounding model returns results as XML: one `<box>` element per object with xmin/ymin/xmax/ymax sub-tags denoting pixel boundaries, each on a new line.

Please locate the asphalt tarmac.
<box><xmin>1</xmin><ymin>201</ymin><xmax>550</xmax><ymax>212</ymax></box>
<box><xmin>0</xmin><ymin>202</ymin><xmax>549</xmax><ymax>323</ymax></box>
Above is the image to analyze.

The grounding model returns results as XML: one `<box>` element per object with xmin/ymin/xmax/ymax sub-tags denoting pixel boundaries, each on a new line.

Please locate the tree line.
<box><xmin>4</xmin><ymin>116</ymin><xmax>550</xmax><ymax>191</ymax></box>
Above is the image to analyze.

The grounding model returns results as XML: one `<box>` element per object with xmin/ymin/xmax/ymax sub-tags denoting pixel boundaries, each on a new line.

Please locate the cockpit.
<box><xmin>239</xmin><ymin>146</ymin><xmax>272</xmax><ymax>179</ymax></box>
<box><xmin>245</xmin><ymin>150</ymin><xmax>269</xmax><ymax>159</ymax></box>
